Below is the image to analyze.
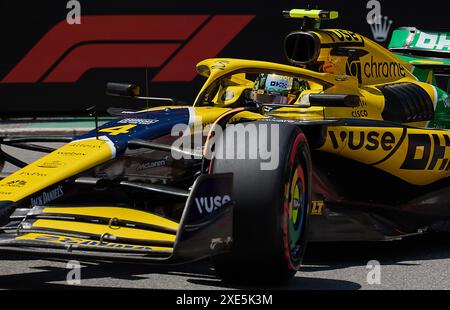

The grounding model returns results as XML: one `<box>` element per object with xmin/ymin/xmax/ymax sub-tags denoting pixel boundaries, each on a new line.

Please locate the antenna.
<box><xmin>145</xmin><ymin>65</ymin><xmax>149</xmax><ymax>108</ymax></box>
<box><xmin>86</xmin><ymin>105</ymin><xmax>99</xmax><ymax>140</ymax></box>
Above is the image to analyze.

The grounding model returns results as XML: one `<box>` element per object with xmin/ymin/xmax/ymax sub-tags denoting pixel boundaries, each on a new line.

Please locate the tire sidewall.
<box><xmin>211</xmin><ymin>121</ymin><xmax>311</xmax><ymax>279</ymax></box>
<box><xmin>280</xmin><ymin>132</ymin><xmax>311</xmax><ymax>272</ymax></box>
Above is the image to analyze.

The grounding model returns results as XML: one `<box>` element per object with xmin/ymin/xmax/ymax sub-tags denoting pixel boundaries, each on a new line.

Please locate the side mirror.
<box><xmin>105</xmin><ymin>82</ymin><xmax>177</xmax><ymax>105</ymax></box>
<box><xmin>308</xmin><ymin>94</ymin><xmax>360</xmax><ymax>107</ymax></box>
<box><xmin>106</xmin><ymin>83</ymin><xmax>141</xmax><ymax>97</ymax></box>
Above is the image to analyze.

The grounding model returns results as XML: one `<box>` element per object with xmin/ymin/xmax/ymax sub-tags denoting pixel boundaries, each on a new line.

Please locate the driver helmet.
<box><xmin>250</xmin><ymin>73</ymin><xmax>308</xmax><ymax>105</ymax></box>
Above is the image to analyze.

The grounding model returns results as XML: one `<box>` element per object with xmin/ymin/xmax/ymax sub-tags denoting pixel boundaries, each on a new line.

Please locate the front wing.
<box><xmin>0</xmin><ymin>173</ymin><xmax>234</xmax><ymax>264</ymax></box>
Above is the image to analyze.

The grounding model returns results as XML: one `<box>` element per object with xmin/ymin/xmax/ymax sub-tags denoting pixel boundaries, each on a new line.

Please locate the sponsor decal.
<box><xmin>1</xmin><ymin>180</ymin><xmax>27</xmax><ymax>188</ymax></box>
<box><xmin>69</xmin><ymin>142</ymin><xmax>102</xmax><ymax>149</ymax></box>
<box><xmin>195</xmin><ymin>195</ymin><xmax>232</xmax><ymax>215</ymax></box>
<box><xmin>322</xmin><ymin>60</ymin><xmax>337</xmax><ymax>73</ymax></box>
<box><xmin>311</xmin><ymin>201</ymin><xmax>324</xmax><ymax>216</ymax></box>
<box><xmin>401</xmin><ymin>134</ymin><xmax>450</xmax><ymax>171</ymax></box>
<box><xmin>413</xmin><ymin>32</ymin><xmax>450</xmax><ymax>51</ymax></box>
<box><xmin>37</xmin><ymin>161</ymin><xmax>66</xmax><ymax>168</ymax></box>
<box><xmin>322</xmin><ymin>29</ymin><xmax>364</xmax><ymax>44</ymax></box>
<box><xmin>136</xmin><ymin>159</ymin><xmax>167</xmax><ymax>172</ymax></box>
<box><xmin>56</xmin><ymin>151</ymin><xmax>87</xmax><ymax>157</ymax></box>
<box><xmin>269</xmin><ymin>80</ymin><xmax>289</xmax><ymax>89</ymax></box>
<box><xmin>443</xmin><ymin>97</ymin><xmax>450</xmax><ymax>109</ymax></box>
<box><xmin>118</xmin><ymin>118</ymin><xmax>159</xmax><ymax>126</ymax></box>
<box><xmin>352</xmin><ymin>100</ymin><xmax>369</xmax><ymax>118</ymax></box>
<box><xmin>24</xmin><ymin>234</ymin><xmax>155</xmax><ymax>251</ymax></box>
<box><xmin>346</xmin><ymin>52</ymin><xmax>406</xmax><ymax>83</ymax></box>
<box><xmin>19</xmin><ymin>172</ymin><xmax>48</xmax><ymax>177</ymax></box>
<box><xmin>352</xmin><ymin>110</ymin><xmax>369</xmax><ymax>118</ymax></box>
<box><xmin>344</xmin><ymin>49</ymin><xmax>369</xmax><ymax>84</ymax></box>
<box><xmin>211</xmin><ymin>60</ymin><xmax>231</xmax><ymax>71</ymax></box>
<box><xmin>328</xmin><ymin>130</ymin><xmax>396</xmax><ymax>151</ymax></box>
<box><xmin>30</xmin><ymin>186</ymin><xmax>64</xmax><ymax>206</ymax></box>
<box><xmin>210</xmin><ymin>237</ymin><xmax>232</xmax><ymax>250</ymax></box>
<box><xmin>324</xmin><ymin>128</ymin><xmax>450</xmax><ymax>185</ymax></box>
<box><xmin>362</xmin><ymin>57</ymin><xmax>406</xmax><ymax>80</ymax></box>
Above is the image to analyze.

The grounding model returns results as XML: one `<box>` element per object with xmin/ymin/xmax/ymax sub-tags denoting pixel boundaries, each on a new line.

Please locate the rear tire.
<box><xmin>211</xmin><ymin>121</ymin><xmax>311</xmax><ymax>283</ymax></box>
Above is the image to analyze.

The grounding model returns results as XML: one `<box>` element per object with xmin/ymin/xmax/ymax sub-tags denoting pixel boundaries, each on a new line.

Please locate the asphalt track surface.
<box><xmin>1</xmin><ymin>144</ymin><xmax>450</xmax><ymax>290</ymax></box>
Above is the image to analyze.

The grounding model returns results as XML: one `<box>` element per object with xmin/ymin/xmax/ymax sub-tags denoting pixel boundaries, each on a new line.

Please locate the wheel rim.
<box><xmin>287</xmin><ymin>164</ymin><xmax>306</xmax><ymax>264</ymax></box>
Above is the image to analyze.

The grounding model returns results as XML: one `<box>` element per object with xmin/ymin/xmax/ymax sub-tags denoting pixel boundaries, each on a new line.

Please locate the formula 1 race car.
<box><xmin>0</xmin><ymin>9</ymin><xmax>449</xmax><ymax>283</ymax></box>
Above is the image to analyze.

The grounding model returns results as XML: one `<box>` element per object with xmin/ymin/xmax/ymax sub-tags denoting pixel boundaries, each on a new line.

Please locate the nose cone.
<box><xmin>0</xmin><ymin>201</ymin><xmax>15</xmax><ymax>227</ymax></box>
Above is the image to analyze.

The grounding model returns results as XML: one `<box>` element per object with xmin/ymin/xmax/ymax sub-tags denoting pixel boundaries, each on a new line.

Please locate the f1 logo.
<box><xmin>1</xmin><ymin>15</ymin><xmax>254</xmax><ymax>84</ymax></box>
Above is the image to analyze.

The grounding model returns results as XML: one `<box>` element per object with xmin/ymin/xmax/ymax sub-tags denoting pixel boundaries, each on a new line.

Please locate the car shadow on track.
<box><xmin>186</xmin><ymin>276</ymin><xmax>362</xmax><ymax>290</ymax></box>
<box><xmin>301</xmin><ymin>233</ymin><xmax>450</xmax><ymax>272</ymax></box>
<box><xmin>0</xmin><ymin>257</ymin><xmax>217</xmax><ymax>290</ymax></box>
<box><xmin>0</xmin><ymin>233</ymin><xmax>449</xmax><ymax>289</ymax></box>
<box><xmin>0</xmin><ymin>254</ymin><xmax>363</xmax><ymax>290</ymax></box>
<box><xmin>0</xmin><ymin>256</ymin><xmax>362</xmax><ymax>290</ymax></box>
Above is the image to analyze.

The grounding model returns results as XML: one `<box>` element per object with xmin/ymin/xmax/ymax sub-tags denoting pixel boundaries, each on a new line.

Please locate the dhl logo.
<box><xmin>321</xmin><ymin>127</ymin><xmax>450</xmax><ymax>185</ymax></box>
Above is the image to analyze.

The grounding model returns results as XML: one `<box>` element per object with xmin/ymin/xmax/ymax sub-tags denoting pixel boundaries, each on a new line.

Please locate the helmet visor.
<box><xmin>251</xmin><ymin>74</ymin><xmax>299</xmax><ymax>105</ymax></box>
<box><xmin>250</xmin><ymin>91</ymin><xmax>290</xmax><ymax>105</ymax></box>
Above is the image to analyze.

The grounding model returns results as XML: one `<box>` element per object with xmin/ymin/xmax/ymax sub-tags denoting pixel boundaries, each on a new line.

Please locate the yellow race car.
<box><xmin>0</xmin><ymin>9</ymin><xmax>449</xmax><ymax>283</ymax></box>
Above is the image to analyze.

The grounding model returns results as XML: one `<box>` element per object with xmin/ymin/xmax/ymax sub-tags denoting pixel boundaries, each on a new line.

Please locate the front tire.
<box><xmin>211</xmin><ymin>121</ymin><xmax>312</xmax><ymax>283</ymax></box>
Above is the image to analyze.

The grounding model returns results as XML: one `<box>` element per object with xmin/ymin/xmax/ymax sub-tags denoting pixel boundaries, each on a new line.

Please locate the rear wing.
<box><xmin>389</xmin><ymin>27</ymin><xmax>450</xmax><ymax>92</ymax></box>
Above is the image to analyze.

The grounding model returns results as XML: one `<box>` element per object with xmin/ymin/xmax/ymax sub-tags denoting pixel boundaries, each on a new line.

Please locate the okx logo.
<box><xmin>1</xmin><ymin>15</ymin><xmax>254</xmax><ymax>84</ymax></box>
